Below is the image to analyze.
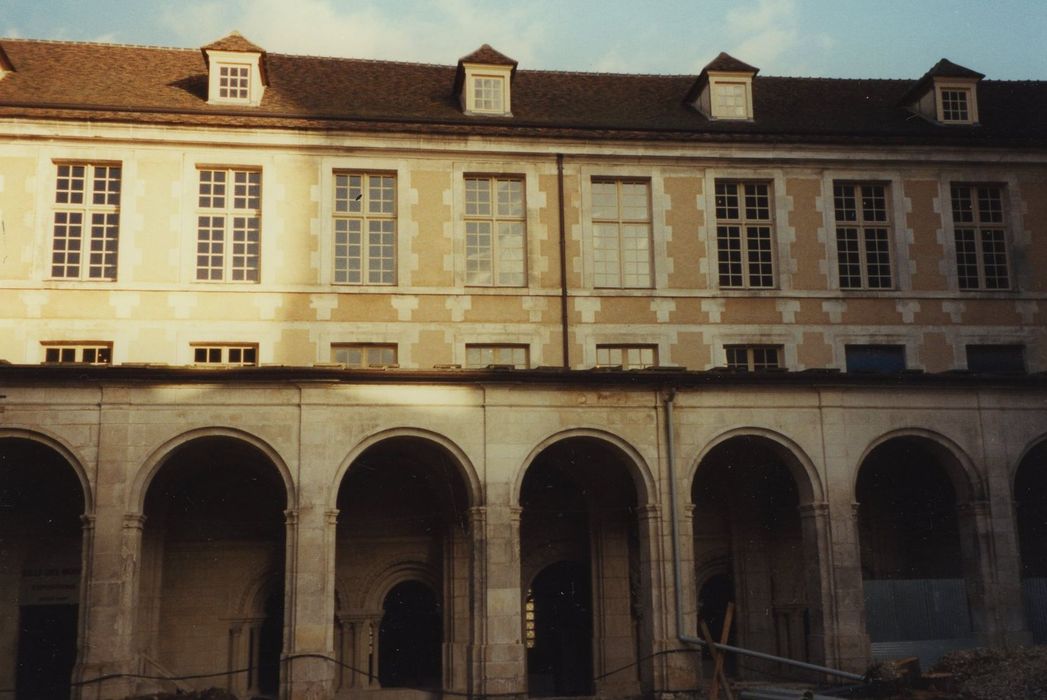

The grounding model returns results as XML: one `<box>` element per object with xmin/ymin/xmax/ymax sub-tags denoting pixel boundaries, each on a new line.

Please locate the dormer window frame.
<box><xmin>461</xmin><ymin>64</ymin><xmax>513</xmax><ymax>117</ymax></box>
<box><xmin>935</xmin><ymin>79</ymin><xmax>979</xmax><ymax>125</ymax></box>
<box><xmin>204</xmin><ymin>48</ymin><xmax>266</xmax><ymax>107</ymax></box>
<box><xmin>708</xmin><ymin>75</ymin><xmax>754</xmax><ymax>121</ymax></box>
<box><xmin>217</xmin><ymin>62</ymin><xmax>252</xmax><ymax>103</ymax></box>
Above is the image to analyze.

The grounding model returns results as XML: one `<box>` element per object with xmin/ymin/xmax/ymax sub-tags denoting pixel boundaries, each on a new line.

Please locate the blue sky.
<box><xmin>2</xmin><ymin>0</ymin><xmax>1045</xmax><ymax>79</ymax></box>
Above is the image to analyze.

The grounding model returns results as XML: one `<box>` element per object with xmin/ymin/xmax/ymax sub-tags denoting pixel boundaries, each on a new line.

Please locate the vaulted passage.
<box><xmin>691</xmin><ymin>436</ymin><xmax>823</xmax><ymax>679</ymax></box>
<box><xmin>0</xmin><ymin>438</ymin><xmax>86</xmax><ymax>700</ymax></box>
<box><xmin>856</xmin><ymin>437</ymin><xmax>979</xmax><ymax>666</ymax></box>
<box><xmin>335</xmin><ymin>437</ymin><xmax>472</xmax><ymax>695</ymax></box>
<box><xmin>520</xmin><ymin>437</ymin><xmax>647</xmax><ymax>697</ymax></box>
<box><xmin>1015</xmin><ymin>440</ymin><xmax>1047</xmax><ymax>643</ymax></box>
<box><xmin>139</xmin><ymin>437</ymin><xmax>287</xmax><ymax>698</ymax></box>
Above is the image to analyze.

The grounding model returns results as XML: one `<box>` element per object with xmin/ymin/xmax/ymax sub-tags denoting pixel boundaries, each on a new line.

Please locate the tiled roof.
<box><xmin>1</xmin><ymin>38</ymin><xmax>1045</xmax><ymax>147</ymax></box>
<box><xmin>458</xmin><ymin>44</ymin><xmax>517</xmax><ymax>67</ymax></box>
<box><xmin>926</xmin><ymin>58</ymin><xmax>984</xmax><ymax>80</ymax></box>
<box><xmin>702</xmin><ymin>52</ymin><xmax>759</xmax><ymax>74</ymax></box>
<box><xmin>201</xmin><ymin>31</ymin><xmax>265</xmax><ymax>54</ymax></box>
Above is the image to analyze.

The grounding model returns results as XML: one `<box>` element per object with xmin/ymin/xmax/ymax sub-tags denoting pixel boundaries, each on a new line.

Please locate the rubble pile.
<box><xmin>930</xmin><ymin>646</ymin><xmax>1047</xmax><ymax>699</ymax></box>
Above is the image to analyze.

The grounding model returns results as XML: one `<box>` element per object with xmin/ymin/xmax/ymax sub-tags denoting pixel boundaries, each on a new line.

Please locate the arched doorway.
<box><xmin>856</xmin><ymin>436</ymin><xmax>979</xmax><ymax>666</ymax></box>
<box><xmin>0</xmin><ymin>438</ymin><xmax>87</xmax><ymax>700</ymax></box>
<box><xmin>335</xmin><ymin>436</ymin><xmax>473</xmax><ymax>693</ymax></box>
<box><xmin>139</xmin><ymin>435</ymin><xmax>288</xmax><ymax>698</ymax></box>
<box><xmin>526</xmin><ymin>561</ymin><xmax>593</xmax><ymax>697</ymax></box>
<box><xmin>691</xmin><ymin>435</ymin><xmax>822</xmax><ymax>679</ymax></box>
<box><xmin>520</xmin><ymin>436</ymin><xmax>648</xmax><ymax>697</ymax></box>
<box><xmin>1014</xmin><ymin>439</ymin><xmax>1047</xmax><ymax>643</ymax></box>
<box><xmin>378</xmin><ymin>580</ymin><xmax>442</xmax><ymax>688</ymax></box>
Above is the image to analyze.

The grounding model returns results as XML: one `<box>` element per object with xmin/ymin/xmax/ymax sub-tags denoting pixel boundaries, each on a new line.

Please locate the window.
<box><xmin>218</xmin><ymin>64</ymin><xmax>250</xmax><ymax>101</ymax></box>
<box><xmin>595</xmin><ymin>344</ymin><xmax>658</xmax><ymax>369</ymax></box>
<box><xmin>472</xmin><ymin>76</ymin><xmax>505</xmax><ymax>113</ymax></box>
<box><xmin>465</xmin><ymin>176</ymin><xmax>525</xmax><ymax>286</ymax></box>
<box><xmin>845</xmin><ymin>344</ymin><xmax>905</xmax><ymax>373</ymax></box>
<box><xmin>333</xmin><ymin>173</ymin><xmax>396</xmax><ymax>285</ymax></box>
<box><xmin>196</xmin><ymin>168</ymin><xmax>261</xmax><ymax>282</ymax></box>
<box><xmin>465</xmin><ymin>344</ymin><xmax>529</xmax><ymax>369</ymax></box>
<box><xmin>332</xmin><ymin>343</ymin><xmax>398</xmax><ymax>368</ymax></box>
<box><xmin>192</xmin><ymin>344</ymin><xmax>258</xmax><ymax>367</ymax></box>
<box><xmin>939</xmin><ymin>88</ymin><xmax>971</xmax><ymax>123</ymax></box>
<box><xmin>966</xmin><ymin>344</ymin><xmax>1025</xmax><ymax>374</ymax></box>
<box><xmin>951</xmin><ymin>184</ymin><xmax>1009</xmax><ymax>290</ymax></box>
<box><xmin>725</xmin><ymin>345</ymin><xmax>781</xmax><ymax>371</ymax></box>
<box><xmin>714</xmin><ymin>181</ymin><xmax>774</xmax><ymax>288</ymax></box>
<box><xmin>51</xmin><ymin>163</ymin><xmax>120</xmax><ymax>280</ymax></box>
<box><xmin>591</xmin><ymin>179</ymin><xmax>652</xmax><ymax>288</ymax></box>
<box><xmin>42</xmin><ymin>343</ymin><xmax>112</xmax><ymax>365</ymax></box>
<box><xmin>833</xmin><ymin>183</ymin><xmax>892</xmax><ymax>289</ymax></box>
<box><xmin>713</xmin><ymin>82</ymin><xmax>748</xmax><ymax>119</ymax></box>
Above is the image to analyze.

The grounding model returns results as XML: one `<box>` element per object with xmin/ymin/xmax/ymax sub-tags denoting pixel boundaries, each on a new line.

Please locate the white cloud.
<box><xmin>160</xmin><ymin>0</ymin><xmax>550</xmax><ymax>66</ymax></box>
<box><xmin>721</xmin><ymin>0</ymin><xmax>834</xmax><ymax>75</ymax></box>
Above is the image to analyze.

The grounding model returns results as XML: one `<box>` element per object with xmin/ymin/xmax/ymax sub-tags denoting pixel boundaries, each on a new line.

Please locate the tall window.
<box><xmin>196</xmin><ymin>168</ymin><xmax>261</xmax><ymax>281</ymax></box>
<box><xmin>951</xmin><ymin>184</ymin><xmax>1009</xmax><ymax>289</ymax></box>
<box><xmin>465</xmin><ymin>344</ymin><xmax>529</xmax><ymax>369</ymax></box>
<box><xmin>714</xmin><ymin>181</ymin><xmax>774</xmax><ymax>288</ymax></box>
<box><xmin>333</xmin><ymin>173</ymin><xmax>396</xmax><ymax>285</ymax></box>
<box><xmin>192</xmin><ymin>344</ymin><xmax>258</xmax><ymax>367</ymax></box>
<box><xmin>332</xmin><ymin>343</ymin><xmax>398</xmax><ymax>368</ymax></box>
<box><xmin>833</xmin><ymin>183</ymin><xmax>892</xmax><ymax>289</ymax></box>
<box><xmin>42</xmin><ymin>342</ymin><xmax>112</xmax><ymax>365</ymax></box>
<box><xmin>465</xmin><ymin>176</ymin><xmax>525</xmax><ymax>286</ymax></box>
<box><xmin>595</xmin><ymin>344</ymin><xmax>658</xmax><ymax>369</ymax></box>
<box><xmin>591</xmin><ymin>179</ymin><xmax>652</xmax><ymax>288</ymax></box>
<box><xmin>725</xmin><ymin>345</ymin><xmax>781</xmax><ymax>371</ymax></box>
<box><xmin>51</xmin><ymin>163</ymin><xmax>120</xmax><ymax>280</ymax></box>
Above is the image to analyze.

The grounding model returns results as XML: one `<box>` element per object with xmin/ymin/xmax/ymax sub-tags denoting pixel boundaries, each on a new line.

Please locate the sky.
<box><xmin>2</xmin><ymin>0</ymin><xmax>1046</xmax><ymax>80</ymax></box>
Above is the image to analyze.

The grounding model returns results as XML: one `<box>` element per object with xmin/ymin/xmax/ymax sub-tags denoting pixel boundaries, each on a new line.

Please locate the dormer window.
<box><xmin>688</xmin><ymin>52</ymin><xmax>759</xmax><ymax>121</ymax></box>
<box><xmin>201</xmin><ymin>31</ymin><xmax>267</xmax><ymax>107</ymax></box>
<box><xmin>472</xmin><ymin>75</ymin><xmax>506</xmax><ymax>113</ymax></box>
<box><xmin>454</xmin><ymin>44</ymin><xmax>517</xmax><ymax>117</ymax></box>
<box><xmin>218</xmin><ymin>63</ymin><xmax>251</xmax><ymax>101</ymax></box>
<box><xmin>902</xmin><ymin>59</ymin><xmax>983</xmax><ymax>126</ymax></box>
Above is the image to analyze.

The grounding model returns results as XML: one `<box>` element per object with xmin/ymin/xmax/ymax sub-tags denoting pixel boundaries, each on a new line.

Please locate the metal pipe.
<box><xmin>661</xmin><ymin>388</ymin><xmax>866</xmax><ymax>683</ymax></box>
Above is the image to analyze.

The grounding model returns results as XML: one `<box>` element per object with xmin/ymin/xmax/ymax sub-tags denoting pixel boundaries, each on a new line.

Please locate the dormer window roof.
<box><xmin>201</xmin><ymin>31</ymin><xmax>268</xmax><ymax>106</ymax></box>
<box><xmin>454</xmin><ymin>44</ymin><xmax>517</xmax><ymax>117</ymax></box>
<box><xmin>901</xmin><ymin>58</ymin><xmax>984</xmax><ymax>125</ymax></box>
<box><xmin>0</xmin><ymin>43</ymin><xmax>13</xmax><ymax>80</ymax></box>
<box><xmin>687</xmin><ymin>52</ymin><xmax>759</xmax><ymax>121</ymax></box>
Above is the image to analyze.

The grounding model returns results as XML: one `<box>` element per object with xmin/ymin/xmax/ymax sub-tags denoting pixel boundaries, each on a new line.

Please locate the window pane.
<box><xmin>845</xmin><ymin>345</ymin><xmax>906</xmax><ymax>373</ymax></box>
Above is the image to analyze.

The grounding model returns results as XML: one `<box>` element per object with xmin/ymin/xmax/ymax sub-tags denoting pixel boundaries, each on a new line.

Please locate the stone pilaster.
<box><xmin>477</xmin><ymin>504</ymin><xmax>525</xmax><ymax>697</ymax></box>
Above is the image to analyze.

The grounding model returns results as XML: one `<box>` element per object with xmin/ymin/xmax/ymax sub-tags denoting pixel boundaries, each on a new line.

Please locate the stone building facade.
<box><xmin>0</xmin><ymin>33</ymin><xmax>1045</xmax><ymax>700</ymax></box>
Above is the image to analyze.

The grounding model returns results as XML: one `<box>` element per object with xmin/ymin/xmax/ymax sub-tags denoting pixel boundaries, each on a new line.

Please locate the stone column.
<box><xmin>957</xmin><ymin>499</ymin><xmax>1008</xmax><ymax>645</ymax></box>
<box><xmin>283</xmin><ymin>506</ymin><xmax>338</xmax><ymax>700</ymax></box>
<box><xmin>798</xmin><ymin>502</ymin><xmax>835</xmax><ymax>668</ymax></box>
<box><xmin>479</xmin><ymin>504</ymin><xmax>526</xmax><ymax>697</ymax></box>
<box><xmin>648</xmin><ymin>502</ymin><xmax>700</xmax><ymax>694</ymax></box>
<box><xmin>826</xmin><ymin>502</ymin><xmax>872</xmax><ymax>674</ymax></box>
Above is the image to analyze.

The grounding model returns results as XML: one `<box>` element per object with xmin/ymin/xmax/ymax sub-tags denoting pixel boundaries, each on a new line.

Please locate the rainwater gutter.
<box><xmin>661</xmin><ymin>388</ymin><xmax>866</xmax><ymax>683</ymax></box>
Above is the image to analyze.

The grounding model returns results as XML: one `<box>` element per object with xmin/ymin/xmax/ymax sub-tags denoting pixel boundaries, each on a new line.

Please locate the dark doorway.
<box><xmin>698</xmin><ymin>573</ymin><xmax>737</xmax><ymax>674</ymax></box>
<box><xmin>257</xmin><ymin>590</ymin><xmax>284</xmax><ymax>696</ymax></box>
<box><xmin>15</xmin><ymin>604</ymin><xmax>78</xmax><ymax>700</ymax></box>
<box><xmin>379</xmin><ymin>580</ymin><xmax>442</xmax><ymax>689</ymax></box>
<box><xmin>1015</xmin><ymin>441</ymin><xmax>1047</xmax><ymax>643</ymax></box>
<box><xmin>527</xmin><ymin>561</ymin><xmax>593</xmax><ymax>697</ymax></box>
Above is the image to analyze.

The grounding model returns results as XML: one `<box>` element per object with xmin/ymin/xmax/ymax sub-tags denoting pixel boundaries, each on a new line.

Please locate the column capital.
<box><xmin>80</xmin><ymin>513</ymin><xmax>96</xmax><ymax>530</ymax></box>
<box><xmin>325</xmin><ymin>508</ymin><xmax>340</xmax><ymax>526</ymax></box>
<box><xmin>637</xmin><ymin>503</ymin><xmax>661</xmax><ymax>520</ymax></box>
<box><xmin>957</xmin><ymin>499</ymin><xmax>990</xmax><ymax>517</ymax></box>
<box><xmin>284</xmin><ymin>508</ymin><xmax>299</xmax><ymax>525</ymax></box>
<box><xmin>122</xmin><ymin>512</ymin><xmax>146</xmax><ymax>530</ymax></box>
<box><xmin>798</xmin><ymin>501</ymin><xmax>831</xmax><ymax>518</ymax></box>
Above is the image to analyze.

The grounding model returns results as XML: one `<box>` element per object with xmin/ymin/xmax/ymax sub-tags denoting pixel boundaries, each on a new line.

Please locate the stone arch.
<box><xmin>512</xmin><ymin>427</ymin><xmax>655</xmax><ymax>507</ymax></box>
<box><xmin>330</xmin><ymin>427</ymin><xmax>481</xmax><ymax>511</ymax></box>
<box><xmin>362</xmin><ymin>561</ymin><xmax>441</xmax><ymax>613</ymax></box>
<box><xmin>688</xmin><ymin>427</ymin><xmax>825</xmax><ymax>506</ymax></box>
<box><xmin>0</xmin><ymin>427</ymin><xmax>94</xmax><ymax>514</ymax></box>
<box><xmin>236</xmin><ymin>567</ymin><xmax>283</xmax><ymax>619</ymax></box>
<box><xmin>1012</xmin><ymin>432</ymin><xmax>1047</xmax><ymax>485</ymax></box>
<box><xmin>853</xmin><ymin>428</ymin><xmax>984</xmax><ymax>505</ymax></box>
<box><xmin>130</xmin><ymin>426</ymin><xmax>296</xmax><ymax>514</ymax></box>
